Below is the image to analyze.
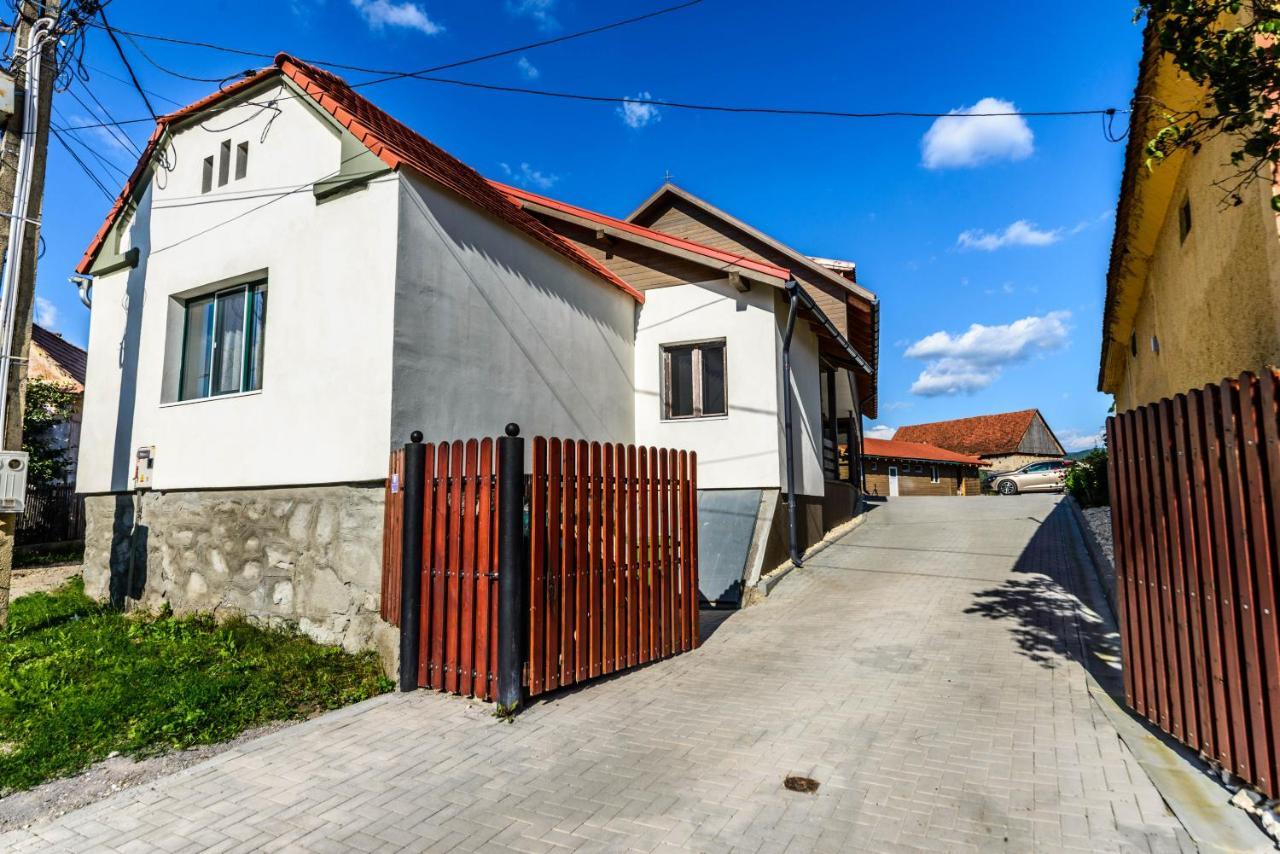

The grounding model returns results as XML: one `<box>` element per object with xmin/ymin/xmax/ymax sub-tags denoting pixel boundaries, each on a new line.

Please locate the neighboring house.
<box><xmin>861</xmin><ymin>438</ymin><xmax>981</xmax><ymax>497</ymax></box>
<box><xmin>495</xmin><ymin>183</ymin><xmax>878</xmax><ymax>602</ymax></box>
<box><xmin>27</xmin><ymin>323</ymin><xmax>86</xmax><ymax>485</ymax></box>
<box><xmin>894</xmin><ymin>409</ymin><xmax>1064</xmax><ymax>472</ymax></box>
<box><xmin>72</xmin><ymin>53</ymin><xmax>879</xmax><ymax>649</ymax></box>
<box><xmin>1099</xmin><ymin>21</ymin><xmax>1280</xmax><ymax>411</ymax></box>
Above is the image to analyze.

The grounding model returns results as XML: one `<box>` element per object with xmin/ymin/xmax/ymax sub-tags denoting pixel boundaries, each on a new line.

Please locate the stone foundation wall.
<box><xmin>82</xmin><ymin>484</ymin><xmax>398</xmax><ymax>669</ymax></box>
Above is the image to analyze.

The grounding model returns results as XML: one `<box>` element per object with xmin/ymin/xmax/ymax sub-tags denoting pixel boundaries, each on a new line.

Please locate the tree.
<box><xmin>22</xmin><ymin>379</ymin><xmax>77</xmax><ymax>487</ymax></box>
<box><xmin>1140</xmin><ymin>1</ymin><xmax>1280</xmax><ymax>207</ymax></box>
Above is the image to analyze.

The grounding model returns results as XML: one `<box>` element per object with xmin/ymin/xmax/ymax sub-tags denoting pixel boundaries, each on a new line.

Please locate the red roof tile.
<box><xmin>76</xmin><ymin>55</ymin><xmax>642</xmax><ymax>304</ymax></box>
<box><xmin>893</xmin><ymin>410</ymin><xmax>1040</xmax><ymax>457</ymax></box>
<box><xmin>861</xmin><ymin>437</ymin><xmax>983</xmax><ymax>466</ymax></box>
<box><xmin>492</xmin><ymin>182</ymin><xmax>792</xmax><ymax>282</ymax></box>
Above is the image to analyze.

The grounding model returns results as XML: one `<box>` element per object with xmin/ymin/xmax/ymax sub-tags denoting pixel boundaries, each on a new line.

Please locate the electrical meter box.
<box><xmin>0</xmin><ymin>451</ymin><xmax>28</xmax><ymax>513</ymax></box>
<box><xmin>0</xmin><ymin>73</ymin><xmax>15</xmax><ymax>119</ymax></box>
<box><xmin>134</xmin><ymin>446</ymin><xmax>155</xmax><ymax>489</ymax></box>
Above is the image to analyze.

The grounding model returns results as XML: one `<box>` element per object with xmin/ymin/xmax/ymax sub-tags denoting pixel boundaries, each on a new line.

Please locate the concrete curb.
<box><xmin>753</xmin><ymin>508</ymin><xmax>872</xmax><ymax>599</ymax></box>
<box><xmin>1066</xmin><ymin>495</ymin><xmax>1117</xmax><ymax>619</ymax></box>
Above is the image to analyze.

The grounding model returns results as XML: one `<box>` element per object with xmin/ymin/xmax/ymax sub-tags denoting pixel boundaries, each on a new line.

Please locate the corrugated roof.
<box><xmin>76</xmin><ymin>54</ymin><xmax>642</xmax><ymax>304</ymax></box>
<box><xmin>862</xmin><ymin>437</ymin><xmax>982</xmax><ymax>466</ymax></box>
<box><xmin>893</xmin><ymin>410</ymin><xmax>1040</xmax><ymax>457</ymax></box>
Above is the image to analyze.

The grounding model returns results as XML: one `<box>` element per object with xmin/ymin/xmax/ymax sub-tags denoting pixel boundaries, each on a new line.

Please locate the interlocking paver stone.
<box><xmin>2</xmin><ymin>495</ymin><xmax>1191</xmax><ymax>852</ymax></box>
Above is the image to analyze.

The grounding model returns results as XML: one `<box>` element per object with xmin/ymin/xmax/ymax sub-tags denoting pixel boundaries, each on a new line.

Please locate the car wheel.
<box><xmin>998</xmin><ymin>480</ymin><xmax>1018</xmax><ymax>496</ymax></box>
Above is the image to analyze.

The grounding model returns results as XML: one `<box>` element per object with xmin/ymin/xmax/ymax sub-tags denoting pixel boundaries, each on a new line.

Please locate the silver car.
<box><xmin>985</xmin><ymin>460</ymin><xmax>1071</xmax><ymax>495</ymax></box>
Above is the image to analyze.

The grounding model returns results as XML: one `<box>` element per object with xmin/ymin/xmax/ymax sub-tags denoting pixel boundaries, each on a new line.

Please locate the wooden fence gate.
<box><xmin>1108</xmin><ymin>369</ymin><xmax>1280</xmax><ymax>797</ymax></box>
<box><xmin>381</xmin><ymin>429</ymin><xmax>700</xmax><ymax>706</ymax></box>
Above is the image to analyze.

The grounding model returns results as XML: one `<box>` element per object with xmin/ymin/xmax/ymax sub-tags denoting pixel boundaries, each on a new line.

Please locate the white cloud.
<box><xmin>921</xmin><ymin>97</ymin><xmax>1034</xmax><ymax>169</ymax></box>
<box><xmin>350</xmin><ymin>0</ymin><xmax>443</xmax><ymax>35</ymax></box>
<box><xmin>881</xmin><ymin>400</ymin><xmax>913</xmax><ymax>412</ymax></box>
<box><xmin>499</xmin><ymin>161</ymin><xmax>559</xmax><ymax>191</ymax></box>
<box><xmin>34</xmin><ymin>296</ymin><xmax>57</xmax><ymax>330</ymax></box>
<box><xmin>516</xmin><ymin>55</ymin><xmax>539</xmax><ymax>79</ymax></box>
<box><xmin>865</xmin><ymin>424</ymin><xmax>897</xmax><ymax>440</ymax></box>
<box><xmin>905</xmin><ymin>311</ymin><xmax>1072</xmax><ymax>396</ymax></box>
<box><xmin>957</xmin><ymin>220</ymin><xmax>1062</xmax><ymax>251</ymax></box>
<box><xmin>618</xmin><ymin>92</ymin><xmax>661</xmax><ymax>129</ymax></box>
<box><xmin>1060</xmin><ymin>428</ymin><xmax>1105</xmax><ymax>452</ymax></box>
<box><xmin>507</xmin><ymin>0</ymin><xmax>557</xmax><ymax>29</ymax></box>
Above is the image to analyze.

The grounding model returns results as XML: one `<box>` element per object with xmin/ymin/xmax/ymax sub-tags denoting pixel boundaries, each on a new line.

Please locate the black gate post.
<box><xmin>496</xmin><ymin>423</ymin><xmax>525</xmax><ymax>711</ymax></box>
<box><xmin>398</xmin><ymin>431</ymin><xmax>426</xmax><ymax>692</ymax></box>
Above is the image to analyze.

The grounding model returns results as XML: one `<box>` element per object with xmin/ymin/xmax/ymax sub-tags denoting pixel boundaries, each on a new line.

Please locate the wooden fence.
<box><xmin>380</xmin><ymin>434</ymin><xmax>699</xmax><ymax>704</ymax></box>
<box><xmin>17</xmin><ymin>484</ymin><xmax>85</xmax><ymax>546</ymax></box>
<box><xmin>526</xmin><ymin>439</ymin><xmax>699</xmax><ymax>697</ymax></box>
<box><xmin>1108</xmin><ymin>369</ymin><xmax>1280</xmax><ymax>797</ymax></box>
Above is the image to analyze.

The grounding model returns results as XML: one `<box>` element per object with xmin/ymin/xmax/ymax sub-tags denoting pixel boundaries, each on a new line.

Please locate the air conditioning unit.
<box><xmin>0</xmin><ymin>450</ymin><xmax>28</xmax><ymax>513</ymax></box>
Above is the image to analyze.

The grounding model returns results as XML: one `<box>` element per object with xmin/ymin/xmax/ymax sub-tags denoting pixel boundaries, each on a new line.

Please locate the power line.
<box><xmin>51</xmin><ymin>107</ymin><xmax>131</xmax><ymax>179</ymax></box>
<box><xmin>51</xmin><ymin>128</ymin><xmax>116</xmax><ymax>202</ymax></box>
<box><xmin>98</xmin><ymin>6</ymin><xmax>158</xmax><ymax>120</ymax></box>
<box><xmin>82</xmin><ymin>0</ymin><xmax>706</xmax><ymax>79</ymax></box>
<box><xmin>64</xmin><ymin>79</ymin><xmax>142</xmax><ymax>156</ymax></box>
<box><xmin>82</xmin><ymin>62</ymin><xmax>186</xmax><ymax>108</ymax></box>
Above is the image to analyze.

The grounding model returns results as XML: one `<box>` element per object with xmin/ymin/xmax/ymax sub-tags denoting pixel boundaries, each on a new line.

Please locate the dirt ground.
<box><xmin>11</xmin><ymin>563</ymin><xmax>80</xmax><ymax>600</ymax></box>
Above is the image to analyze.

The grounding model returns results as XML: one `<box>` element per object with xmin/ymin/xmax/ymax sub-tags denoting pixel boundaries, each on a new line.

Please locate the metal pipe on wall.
<box><xmin>781</xmin><ymin>281</ymin><xmax>801</xmax><ymax>567</ymax></box>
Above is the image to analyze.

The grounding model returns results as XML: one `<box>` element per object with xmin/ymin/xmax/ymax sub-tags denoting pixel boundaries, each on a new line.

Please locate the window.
<box><xmin>1024</xmin><ymin>462</ymin><xmax>1052</xmax><ymax>473</ymax></box>
<box><xmin>201</xmin><ymin>156</ymin><xmax>214</xmax><ymax>194</ymax></box>
<box><xmin>930</xmin><ymin>465</ymin><xmax>940</xmax><ymax>484</ymax></box>
<box><xmin>178</xmin><ymin>282</ymin><xmax>267</xmax><ymax>401</ymax></box>
<box><xmin>1179</xmin><ymin>198</ymin><xmax>1192</xmax><ymax>243</ymax></box>
<box><xmin>218</xmin><ymin>140</ymin><xmax>231</xmax><ymax>187</ymax></box>
<box><xmin>235</xmin><ymin>142</ymin><xmax>249</xmax><ymax>180</ymax></box>
<box><xmin>1130</xmin><ymin>331</ymin><xmax>1138</xmax><ymax>358</ymax></box>
<box><xmin>661</xmin><ymin>340</ymin><xmax>726</xmax><ymax>419</ymax></box>
<box><xmin>869</xmin><ymin>460</ymin><xmax>878</xmax><ymax>472</ymax></box>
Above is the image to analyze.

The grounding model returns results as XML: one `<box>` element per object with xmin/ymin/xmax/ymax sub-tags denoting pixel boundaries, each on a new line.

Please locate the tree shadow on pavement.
<box><xmin>964</xmin><ymin>501</ymin><xmax>1120</xmax><ymax>676</ymax></box>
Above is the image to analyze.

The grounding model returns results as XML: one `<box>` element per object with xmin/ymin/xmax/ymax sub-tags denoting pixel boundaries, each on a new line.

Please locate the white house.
<box><xmin>71</xmin><ymin>54</ymin><xmax>878</xmax><ymax>656</ymax></box>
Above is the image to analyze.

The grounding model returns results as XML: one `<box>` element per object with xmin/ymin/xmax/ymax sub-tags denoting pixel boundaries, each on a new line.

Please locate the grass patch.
<box><xmin>0</xmin><ymin>578</ymin><xmax>392</xmax><ymax>793</ymax></box>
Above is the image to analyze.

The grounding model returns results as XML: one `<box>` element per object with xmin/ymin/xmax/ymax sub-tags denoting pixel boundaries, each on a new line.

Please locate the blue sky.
<box><xmin>39</xmin><ymin>0</ymin><xmax>1141</xmax><ymax>450</ymax></box>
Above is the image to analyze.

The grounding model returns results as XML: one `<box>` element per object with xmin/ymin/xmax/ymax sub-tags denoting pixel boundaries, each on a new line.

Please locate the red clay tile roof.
<box><xmin>893</xmin><ymin>409</ymin><xmax>1040</xmax><ymax>457</ymax></box>
<box><xmin>492</xmin><ymin>182</ymin><xmax>792</xmax><ymax>282</ymax></box>
<box><xmin>76</xmin><ymin>55</ymin><xmax>642</xmax><ymax>304</ymax></box>
<box><xmin>861</xmin><ymin>437</ymin><xmax>982</xmax><ymax>466</ymax></box>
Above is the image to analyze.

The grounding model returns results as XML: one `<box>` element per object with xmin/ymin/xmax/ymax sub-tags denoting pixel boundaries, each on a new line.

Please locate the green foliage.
<box><xmin>0</xmin><ymin>578</ymin><xmax>392</xmax><ymax>792</ymax></box>
<box><xmin>1139</xmin><ymin>2</ymin><xmax>1280</xmax><ymax>206</ymax></box>
<box><xmin>22</xmin><ymin>379</ymin><xmax>79</xmax><ymax>487</ymax></box>
<box><xmin>1066</xmin><ymin>448</ymin><xmax>1111</xmax><ymax>508</ymax></box>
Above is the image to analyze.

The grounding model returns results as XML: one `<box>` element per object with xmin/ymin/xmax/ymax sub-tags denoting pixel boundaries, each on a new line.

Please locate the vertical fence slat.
<box><xmin>562</xmin><ymin>440</ymin><xmax>578</xmax><ymax>688</ymax></box>
<box><xmin>1201</xmin><ymin>384</ymin><xmax>1238</xmax><ymax>770</ymax></box>
<box><xmin>381</xmin><ymin>449</ymin><xmax>405</xmax><ymax>625</ymax></box>
<box><xmin>1135</xmin><ymin>406</ymin><xmax>1167</xmax><ymax>728</ymax></box>
<box><xmin>633</xmin><ymin>446</ymin><xmax>645</xmax><ymax>667</ymax></box>
<box><xmin>1118</xmin><ymin>412</ymin><xmax>1149</xmax><ymax>717</ymax></box>
<box><xmin>430</xmin><ymin>443</ymin><xmax>449</xmax><ymax>691</ymax></box>
<box><xmin>1183</xmin><ymin>391</ymin><xmax>1219</xmax><ymax>761</ymax></box>
<box><xmin>689</xmin><ymin>451</ymin><xmax>700</xmax><ymax>648</ymax></box>
<box><xmin>446</xmin><ymin>441</ymin><xmax>464</xmax><ymax>694</ymax></box>
<box><xmin>602</xmin><ymin>444</ymin><xmax>616</xmax><ymax>675</ymax></box>
<box><xmin>576</xmin><ymin>440</ymin><xmax>591</xmax><ymax>682</ymax></box>
<box><xmin>657</xmin><ymin>449</ymin><xmax>670</xmax><ymax>658</ymax></box>
<box><xmin>1256</xmin><ymin>371</ymin><xmax>1280</xmax><ymax>795</ymax></box>
<box><xmin>1108</xmin><ymin>419</ymin><xmax>1135</xmax><ymax>710</ymax></box>
<box><xmin>1221</xmin><ymin>377</ymin><xmax>1271</xmax><ymax>785</ymax></box>
<box><xmin>677</xmin><ymin>450</ymin><xmax>690</xmax><ymax>653</ymax></box>
<box><xmin>529</xmin><ymin>437</ymin><xmax>547</xmax><ymax>697</ymax></box>
<box><xmin>476</xmin><ymin>439</ymin><xmax>494</xmax><ymax>701</ymax></box>
<box><xmin>614</xmin><ymin>443</ymin><xmax>628</xmax><ymax>671</ymax></box>
<box><xmin>1153</xmin><ymin>401</ymin><xmax>1186</xmax><ymax>741</ymax></box>
<box><xmin>546</xmin><ymin>439</ymin><xmax>562</xmax><ymax>692</ymax></box>
<box><xmin>459</xmin><ymin>440</ymin><xmax>479</xmax><ymax>699</ymax></box>
<box><xmin>417</xmin><ymin>445</ymin><xmax>436</xmax><ymax>688</ymax></box>
<box><xmin>1171</xmin><ymin>396</ymin><xmax>1207</xmax><ymax>751</ymax></box>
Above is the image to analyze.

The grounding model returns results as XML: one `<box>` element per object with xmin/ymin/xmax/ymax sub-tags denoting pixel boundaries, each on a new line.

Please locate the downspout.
<box><xmin>70</xmin><ymin>275</ymin><xmax>92</xmax><ymax>309</ymax></box>
<box><xmin>782</xmin><ymin>280</ymin><xmax>801</xmax><ymax>567</ymax></box>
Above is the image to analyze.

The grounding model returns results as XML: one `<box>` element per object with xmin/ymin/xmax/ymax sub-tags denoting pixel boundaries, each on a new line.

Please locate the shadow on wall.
<box><xmin>964</xmin><ymin>501</ymin><xmax>1115</xmax><ymax>672</ymax></box>
<box><xmin>110</xmin><ymin>188</ymin><xmax>152</xmax><ymax>493</ymax></box>
<box><xmin>108</xmin><ymin>495</ymin><xmax>147</xmax><ymax>609</ymax></box>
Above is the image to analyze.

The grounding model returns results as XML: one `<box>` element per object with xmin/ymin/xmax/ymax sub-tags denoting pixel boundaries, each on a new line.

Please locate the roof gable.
<box><xmin>76</xmin><ymin>55</ymin><xmax>640</xmax><ymax>304</ymax></box>
<box><xmin>30</xmin><ymin>324</ymin><xmax>87</xmax><ymax>390</ymax></box>
<box><xmin>893</xmin><ymin>409</ymin><xmax>1052</xmax><ymax>457</ymax></box>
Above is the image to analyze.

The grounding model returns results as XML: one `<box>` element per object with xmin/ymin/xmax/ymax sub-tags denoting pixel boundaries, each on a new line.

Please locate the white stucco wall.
<box><xmin>77</xmin><ymin>87</ymin><xmax>400</xmax><ymax>493</ymax></box>
<box><xmin>780</xmin><ymin>303</ymin><xmax>825</xmax><ymax>497</ymax></box>
<box><xmin>390</xmin><ymin>175</ymin><xmax>636</xmax><ymax>447</ymax></box>
<box><xmin>634</xmin><ymin>280</ymin><xmax>782</xmax><ymax>490</ymax></box>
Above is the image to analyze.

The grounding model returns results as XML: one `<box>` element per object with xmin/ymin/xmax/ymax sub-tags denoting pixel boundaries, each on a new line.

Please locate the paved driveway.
<box><xmin>4</xmin><ymin>496</ymin><xmax>1193</xmax><ymax>853</ymax></box>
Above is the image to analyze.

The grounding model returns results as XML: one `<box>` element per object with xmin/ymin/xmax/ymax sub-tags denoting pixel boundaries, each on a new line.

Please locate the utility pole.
<box><xmin>0</xmin><ymin>0</ymin><xmax>59</xmax><ymax>628</ymax></box>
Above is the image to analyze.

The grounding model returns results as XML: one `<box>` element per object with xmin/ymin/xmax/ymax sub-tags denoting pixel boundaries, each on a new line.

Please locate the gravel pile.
<box><xmin>1082</xmin><ymin>506</ymin><xmax>1113</xmax><ymax>566</ymax></box>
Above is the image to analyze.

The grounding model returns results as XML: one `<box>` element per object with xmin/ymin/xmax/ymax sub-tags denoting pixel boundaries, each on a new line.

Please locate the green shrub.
<box><xmin>0</xmin><ymin>578</ymin><xmax>392</xmax><ymax>792</ymax></box>
<box><xmin>1066</xmin><ymin>448</ymin><xmax>1110</xmax><ymax>508</ymax></box>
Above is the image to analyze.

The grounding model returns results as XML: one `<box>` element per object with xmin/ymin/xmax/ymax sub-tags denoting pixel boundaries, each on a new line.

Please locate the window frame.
<box><xmin>660</xmin><ymin>338</ymin><xmax>728</xmax><ymax>421</ymax></box>
<box><xmin>177</xmin><ymin>280</ymin><xmax>267</xmax><ymax>402</ymax></box>
<box><xmin>930</xmin><ymin>464</ymin><xmax>940</xmax><ymax>484</ymax></box>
